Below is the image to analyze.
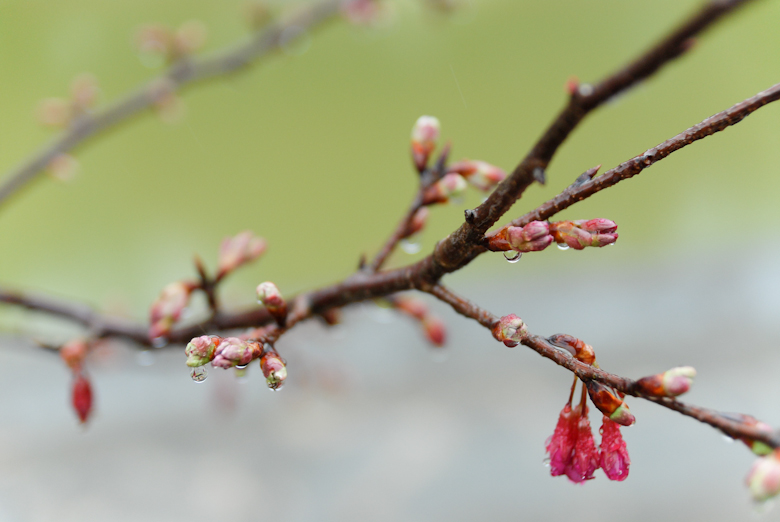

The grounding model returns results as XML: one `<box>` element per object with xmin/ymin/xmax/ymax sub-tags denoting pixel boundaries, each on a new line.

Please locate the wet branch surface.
<box><xmin>2</xmin><ymin>0</ymin><xmax>779</xmax><ymax>456</ymax></box>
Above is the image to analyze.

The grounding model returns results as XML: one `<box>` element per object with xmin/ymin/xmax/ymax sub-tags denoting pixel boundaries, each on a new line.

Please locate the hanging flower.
<box><xmin>599</xmin><ymin>416</ymin><xmax>630</xmax><ymax>481</ymax></box>
<box><xmin>564</xmin><ymin>404</ymin><xmax>600</xmax><ymax>483</ymax></box>
<box><xmin>546</xmin><ymin>403</ymin><xmax>579</xmax><ymax>477</ymax></box>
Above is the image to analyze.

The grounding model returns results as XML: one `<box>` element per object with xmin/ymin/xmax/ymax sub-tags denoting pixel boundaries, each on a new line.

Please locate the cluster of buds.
<box><xmin>547</xmin><ymin>382</ymin><xmax>632</xmax><ymax>483</ymax></box>
<box><xmin>390</xmin><ymin>296</ymin><xmax>447</xmax><ymax>347</ymax></box>
<box><xmin>446</xmin><ymin>160</ymin><xmax>506</xmax><ymax>192</ymax></box>
<box><xmin>259</xmin><ymin>345</ymin><xmax>288</xmax><ymax>390</ymax></box>
<box><xmin>635</xmin><ymin>366</ymin><xmax>696</xmax><ymax>397</ymax></box>
<box><xmin>550</xmin><ymin>219</ymin><xmax>618</xmax><ymax>250</ymax></box>
<box><xmin>492</xmin><ymin>314</ymin><xmax>528</xmax><ymax>347</ymax></box>
<box><xmin>216</xmin><ymin>230</ymin><xmax>267</xmax><ymax>280</ymax></box>
<box><xmin>487</xmin><ymin>221</ymin><xmax>553</xmax><ymax>253</ymax></box>
<box><xmin>185</xmin><ymin>335</ymin><xmax>219</xmax><ymax>367</ymax></box>
<box><xmin>60</xmin><ymin>339</ymin><xmax>93</xmax><ymax>424</ymax></box>
<box><xmin>148</xmin><ymin>280</ymin><xmax>197</xmax><ymax>341</ymax></box>
<box><xmin>746</xmin><ymin>449</ymin><xmax>780</xmax><ymax>503</ymax></box>
<box><xmin>36</xmin><ymin>73</ymin><xmax>100</xmax><ymax>129</ymax></box>
<box><xmin>256</xmin><ymin>282</ymin><xmax>288</xmax><ymax>327</ymax></box>
<box><xmin>135</xmin><ymin>21</ymin><xmax>207</xmax><ymax>65</ymax></box>
<box><xmin>212</xmin><ymin>337</ymin><xmax>262</xmax><ymax>369</ymax></box>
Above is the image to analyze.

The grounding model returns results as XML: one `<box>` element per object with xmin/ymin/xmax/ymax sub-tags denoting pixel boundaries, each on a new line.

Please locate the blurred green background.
<box><xmin>1</xmin><ymin>0</ymin><xmax>779</xmax><ymax>319</ymax></box>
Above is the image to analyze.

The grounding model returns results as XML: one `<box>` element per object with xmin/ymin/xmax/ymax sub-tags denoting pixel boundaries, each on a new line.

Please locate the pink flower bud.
<box><xmin>185</xmin><ymin>335</ymin><xmax>219</xmax><ymax>367</ymax></box>
<box><xmin>551</xmin><ymin>220</ymin><xmax>618</xmax><ymax>249</ymax></box>
<box><xmin>422</xmin><ymin>316</ymin><xmax>446</xmax><ymax>347</ymax></box>
<box><xmin>403</xmin><ymin>207</ymin><xmax>429</xmax><ymax>238</ymax></box>
<box><xmin>422</xmin><ymin>173</ymin><xmax>467</xmax><ymax>205</ymax></box>
<box><xmin>70</xmin><ymin>73</ymin><xmax>100</xmax><ymax>112</ymax></box>
<box><xmin>148</xmin><ymin>281</ymin><xmax>195</xmax><ymax>340</ymax></box>
<box><xmin>411</xmin><ymin>115</ymin><xmax>440</xmax><ymax>172</ymax></box>
<box><xmin>256</xmin><ymin>281</ymin><xmax>288</xmax><ymax>326</ymax></box>
<box><xmin>36</xmin><ymin>97</ymin><xmax>72</xmax><ymax>128</ymax></box>
<box><xmin>212</xmin><ymin>337</ymin><xmax>261</xmax><ymax>369</ymax></box>
<box><xmin>599</xmin><ymin>416</ymin><xmax>630</xmax><ymax>481</ymax></box>
<box><xmin>260</xmin><ymin>349</ymin><xmax>287</xmax><ymax>390</ymax></box>
<box><xmin>447</xmin><ymin>160</ymin><xmax>506</xmax><ymax>191</ymax></box>
<box><xmin>547</xmin><ymin>334</ymin><xmax>595</xmax><ymax>365</ymax></box>
<box><xmin>506</xmin><ymin>221</ymin><xmax>553</xmax><ymax>253</ymax></box>
<box><xmin>60</xmin><ymin>339</ymin><xmax>88</xmax><ymax>371</ymax></box>
<box><xmin>635</xmin><ymin>366</ymin><xmax>696</xmax><ymax>397</ymax></box>
<box><xmin>217</xmin><ymin>231</ymin><xmax>267</xmax><ymax>278</ymax></box>
<box><xmin>72</xmin><ymin>372</ymin><xmax>93</xmax><ymax>424</ymax></box>
<box><xmin>747</xmin><ymin>450</ymin><xmax>780</xmax><ymax>502</ymax></box>
<box><xmin>492</xmin><ymin>314</ymin><xmax>527</xmax><ymax>347</ymax></box>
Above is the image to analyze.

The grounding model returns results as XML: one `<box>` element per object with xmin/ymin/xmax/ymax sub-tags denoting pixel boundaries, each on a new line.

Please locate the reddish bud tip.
<box><xmin>260</xmin><ymin>349</ymin><xmax>287</xmax><ymax>390</ymax></box>
<box><xmin>447</xmin><ymin>160</ymin><xmax>506</xmax><ymax>191</ymax></box>
<box><xmin>148</xmin><ymin>281</ymin><xmax>195</xmax><ymax>340</ymax></box>
<box><xmin>636</xmin><ymin>366</ymin><xmax>696</xmax><ymax>398</ymax></box>
<box><xmin>217</xmin><ymin>231</ymin><xmax>267</xmax><ymax>277</ymax></box>
<box><xmin>422</xmin><ymin>173</ymin><xmax>467</xmax><ymax>205</ymax></box>
<box><xmin>585</xmin><ymin>381</ymin><xmax>635</xmax><ymax>426</ymax></box>
<box><xmin>747</xmin><ymin>449</ymin><xmax>780</xmax><ymax>502</ymax></box>
<box><xmin>411</xmin><ymin>115</ymin><xmax>440</xmax><ymax>172</ymax></box>
<box><xmin>422</xmin><ymin>316</ymin><xmax>447</xmax><ymax>347</ymax></box>
<box><xmin>185</xmin><ymin>335</ymin><xmax>219</xmax><ymax>367</ymax></box>
<box><xmin>72</xmin><ymin>372</ymin><xmax>93</xmax><ymax>424</ymax></box>
<box><xmin>393</xmin><ymin>296</ymin><xmax>429</xmax><ymax>321</ymax></box>
<box><xmin>60</xmin><ymin>339</ymin><xmax>89</xmax><ymax>371</ymax></box>
<box><xmin>212</xmin><ymin>337</ymin><xmax>261</xmax><ymax>369</ymax></box>
<box><xmin>492</xmin><ymin>314</ymin><xmax>528</xmax><ymax>347</ymax></box>
<box><xmin>257</xmin><ymin>281</ymin><xmax>287</xmax><ymax>326</ymax></box>
<box><xmin>404</xmin><ymin>207</ymin><xmax>429</xmax><ymax>238</ymax></box>
<box><xmin>506</xmin><ymin>221</ymin><xmax>553</xmax><ymax>253</ymax></box>
<box><xmin>342</xmin><ymin>0</ymin><xmax>384</xmax><ymax>25</ymax></box>
<box><xmin>565</xmin><ymin>76</ymin><xmax>579</xmax><ymax>96</ymax></box>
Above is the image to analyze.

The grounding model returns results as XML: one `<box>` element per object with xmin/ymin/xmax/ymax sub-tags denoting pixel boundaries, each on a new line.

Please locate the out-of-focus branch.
<box><xmin>0</xmin><ymin>0</ymin><xmax>345</xmax><ymax>210</ymax></box>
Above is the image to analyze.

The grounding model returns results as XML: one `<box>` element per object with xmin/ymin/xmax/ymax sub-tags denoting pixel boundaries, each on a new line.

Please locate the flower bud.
<box><xmin>421</xmin><ymin>173</ymin><xmax>467</xmax><ymax>205</ymax></box>
<box><xmin>393</xmin><ymin>296</ymin><xmax>429</xmax><ymax>321</ymax></box>
<box><xmin>47</xmin><ymin>154</ymin><xmax>80</xmax><ymax>182</ymax></box>
<box><xmin>60</xmin><ymin>338</ymin><xmax>88</xmax><ymax>371</ymax></box>
<box><xmin>447</xmin><ymin>160</ymin><xmax>506</xmax><ymax>191</ymax></box>
<box><xmin>720</xmin><ymin>413</ymin><xmax>776</xmax><ymax>456</ymax></box>
<box><xmin>256</xmin><ymin>281</ymin><xmax>287</xmax><ymax>327</ymax></box>
<box><xmin>403</xmin><ymin>207</ymin><xmax>429</xmax><ymax>238</ymax></box>
<box><xmin>550</xmin><ymin>219</ymin><xmax>618</xmax><ymax>250</ymax></box>
<box><xmin>147</xmin><ymin>78</ymin><xmax>185</xmax><ymax>123</ymax></box>
<box><xmin>70</xmin><ymin>73</ymin><xmax>100</xmax><ymax>112</ymax></box>
<box><xmin>635</xmin><ymin>366</ymin><xmax>696</xmax><ymax>397</ymax></box>
<box><xmin>148</xmin><ymin>281</ymin><xmax>195</xmax><ymax>340</ymax></box>
<box><xmin>746</xmin><ymin>450</ymin><xmax>780</xmax><ymax>502</ymax></box>
<box><xmin>506</xmin><ymin>221</ymin><xmax>553</xmax><ymax>253</ymax></box>
<box><xmin>585</xmin><ymin>381</ymin><xmax>635</xmax><ymax>426</ymax></box>
<box><xmin>217</xmin><ymin>230</ymin><xmax>267</xmax><ymax>278</ymax></box>
<box><xmin>185</xmin><ymin>335</ymin><xmax>219</xmax><ymax>367</ymax></box>
<box><xmin>173</xmin><ymin>20</ymin><xmax>207</xmax><ymax>56</ymax></box>
<box><xmin>547</xmin><ymin>334</ymin><xmax>595</xmax><ymax>365</ymax></box>
<box><xmin>422</xmin><ymin>316</ymin><xmax>446</xmax><ymax>347</ymax></box>
<box><xmin>212</xmin><ymin>337</ymin><xmax>261</xmax><ymax>369</ymax></box>
<box><xmin>72</xmin><ymin>372</ymin><xmax>93</xmax><ymax>424</ymax></box>
<box><xmin>492</xmin><ymin>314</ymin><xmax>527</xmax><ymax>347</ymax></box>
<box><xmin>411</xmin><ymin>115</ymin><xmax>440</xmax><ymax>172</ymax></box>
<box><xmin>342</xmin><ymin>0</ymin><xmax>383</xmax><ymax>26</ymax></box>
<box><xmin>36</xmin><ymin>97</ymin><xmax>72</xmax><ymax>128</ymax></box>
<box><xmin>319</xmin><ymin>307</ymin><xmax>342</xmax><ymax>326</ymax></box>
<box><xmin>260</xmin><ymin>348</ymin><xmax>287</xmax><ymax>390</ymax></box>
<box><xmin>600</xmin><ymin>416</ymin><xmax>630</xmax><ymax>481</ymax></box>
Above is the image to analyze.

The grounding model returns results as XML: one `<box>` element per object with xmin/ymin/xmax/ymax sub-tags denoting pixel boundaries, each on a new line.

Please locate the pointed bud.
<box><xmin>212</xmin><ymin>338</ymin><xmax>261</xmax><ymax>369</ymax></box>
<box><xmin>36</xmin><ymin>97</ymin><xmax>72</xmax><ymax>128</ymax></box>
<box><xmin>422</xmin><ymin>316</ymin><xmax>446</xmax><ymax>347</ymax></box>
<box><xmin>60</xmin><ymin>339</ymin><xmax>88</xmax><ymax>371</ymax></box>
<box><xmin>600</xmin><ymin>416</ymin><xmax>630</xmax><ymax>481</ymax></box>
<box><xmin>492</xmin><ymin>314</ymin><xmax>527</xmax><ymax>347</ymax></box>
<box><xmin>421</xmin><ymin>173</ymin><xmax>467</xmax><ymax>205</ymax></box>
<box><xmin>392</xmin><ymin>296</ymin><xmax>429</xmax><ymax>321</ymax></box>
<box><xmin>747</xmin><ymin>450</ymin><xmax>780</xmax><ymax>502</ymax></box>
<box><xmin>411</xmin><ymin>115</ymin><xmax>440</xmax><ymax>172</ymax></box>
<box><xmin>70</xmin><ymin>73</ymin><xmax>100</xmax><ymax>112</ymax></box>
<box><xmin>148</xmin><ymin>281</ymin><xmax>195</xmax><ymax>340</ymax></box>
<box><xmin>547</xmin><ymin>334</ymin><xmax>595</xmax><ymax>365</ymax></box>
<box><xmin>635</xmin><ymin>366</ymin><xmax>696</xmax><ymax>397</ymax></box>
<box><xmin>447</xmin><ymin>160</ymin><xmax>506</xmax><ymax>191</ymax></box>
<box><xmin>586</xmin><ymin>381</ymin><xmax>635</xmax><ymax>426</ymax></box>
<box><xmin>506</xmin><ymin>221</ymin><xmax>553</xmax><ymax>253</ymax></box>
<box><xmin>403</xmin><ymin>207</ymin><xmax>429</xmax><ymax>238</ymax></box>
<box><xmin>260</xmin><ymin>348</ymin><xmax>287</xmax><ymax>390</ymax></box>
<box><xmin>256</xmin><ymin>281</ymin><xmax>287</xmax><ymax>327</ymax></box>
<box><xmin>185</xmin><ymin>335</ymin><xmax>219</xmax><ymax>367</ymax></box>
<box><xmin>72</xmin><ymin>372</ymin><xmax>93</xmax><ymax>424</ymax></box>
<box><xmin>217</xmin><ymin>231</ymin><xmax>267</xmax><ymax>278</ymax></box>
<box><xmin>550</xmin><ymin>219</ymin><xmax>618</xmax><ymax>250</ymax></box>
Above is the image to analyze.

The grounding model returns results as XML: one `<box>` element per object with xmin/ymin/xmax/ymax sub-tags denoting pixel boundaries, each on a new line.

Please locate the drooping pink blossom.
<box><xmin>599</xmin><ymin>416</ymin><xmax>630</xmax><ymax>481</ymax></box>
<box><xmin>545</xmin><ymin>403</ymin><xmax>579</xmax><ymax>477</ymax></box>
<box><xmin>564</xmin><ymin>405</ymin><xmax>600</xmax><ymax>483</ymax></box>
<box><xmin>72</xmin><ymin>372</ymin><xmax>93</xmax><ymax>424</ymax></box>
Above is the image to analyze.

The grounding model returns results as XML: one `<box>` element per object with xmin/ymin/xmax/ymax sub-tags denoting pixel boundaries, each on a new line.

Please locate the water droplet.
<box><xmin>236</xmin><ymin>364</ymin><xmax>247</xmax><ymax>370</ymax></box>
<box><xmin>136</xmin><ymin>350</ymin><xmax>155</xmax><ymax>367</ymax></box>
<box><xmin>608</xmin><ymin>242</ymin><xmax>615</xmax><ymax>247</ymax></box>
<box><xmin>190</xmin><ymin>367</ymin><xmax>208</xmax><ymax>383</ymax></box>
<box><xmin>722</xmin><ymin>435</ymin><xmax>735</xmax><ymax>444</ymax></box>
<box><xmin>503</xmin><ymin>251</ymin><xmax>522</xmax><ymax>263</ymax></box>
<box><xmin>235</xmin><ymin>367</ymin><xmax>248</xmax><ymax>381</ymax></box>
<box><xmin>578</xmin><ymin>83</ymin><xmax>594</xmax><ymax>96</ymax></box>
<box><xmin>542</xmin><ymin>457</ymin><xmax>551</xmax><ymax>467</ymax></box>
<box><xmin>557</xmin><ymin>243</ymin><xmax>569</xmax><ymax>251</ymax></box>
<box><xmin>400</xmin><ymin>238</ymin><xmax>421</xmax><ymax>254</ymax></box>
<box><xmin>151</xmin><ymin>337</ymin><xmax>168</xmax><ymax>348</ymax></box>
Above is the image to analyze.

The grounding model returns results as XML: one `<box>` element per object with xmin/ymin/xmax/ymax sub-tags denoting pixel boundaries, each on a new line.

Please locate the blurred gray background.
<box><xmin>1</xmin><ymin>0</ymin><xmax>780</xmax><ymax>520</ymax></box>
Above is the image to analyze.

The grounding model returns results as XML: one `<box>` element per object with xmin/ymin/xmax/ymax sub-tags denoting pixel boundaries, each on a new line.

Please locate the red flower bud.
<box><xmin>492</xmin><ymin>314</ymin><xmax>527</xmax><ymax>347</ymax></box>
<box><xmin>422</xmin><ymin>316</ymin><xmax>446</xmax><ymax>347</ymax></box>
<box><xmin>585</xmin><ymin>381</ymin><xmax>635</xmax><ymax>426</ymax></box>
<box><xmin>635</xmin><ymin>366</ymin><xmax>696</xmax><ymax>398</ymax></box>
<box><xmin>403</xmin><ymin>207</ymin><xmax>429</xmax><ymax>238</ymax></box>
<box><xmin>550</xmin><ymin>219</ymin><xmax>618</xmax><ymax>250</ymax></box>
<box><xmin>212</xmin><ymin>338</ymin><xmax>261</xmax><ymax>369</ymax></box>
<box><xmin>393</xmin><ymin>296</ymin><xmax>429</xmax><ymax>321</ymax></box>
<box><xmin>72</xmin><ymin>372</ymin><xmax>93</xmax><ymax>424</ymax></box>
<box><xmin>217</xmin><ymin>230</ymin><xmax>267</xmax><ymax>279</ymax></box>
<box><xmin>148</xmin><ymin>281</ymin><xmax>196</xmax><ymax>340</ymax></box>
<box><xmin>260</xmin><ymin>348</ymin><xmax>287</xmax><ymax>390</ymax></box>
<box><xmin>747</xmin><ymin>449</ymin><xmax>780</xmax><ymax>502</ymax></box>
<box><xmin>185</xmin><ymin>335</ymin><xmax>219</xmax><ymax>367</ymax></box>
<box><xmin>60</xmin><ymin>338</ymin><xmax>88</xmax><ymax>371</ymax></box>
<box><xmin>421</xmin><ymin>173</ymin><xmax>467</xmax><ymax>205</ymax></box>
<box><xmin>410</xmin><ymin>115</ymin><xmax>441</xmax><ymax>172</ymax></box>
<box><xmin>256</xmin><ymin>281</ymin><xmax>287</xmax><ymax>327</ymax></box>
<box><xmin>447</xmin><ymin>160</ymin><xmax>506</xmax><ymax>191</ymax></box>
<box><xmin>506</xmin><ymin>221</ymin><xmax>553</xmax><ymax>253</ymax></box>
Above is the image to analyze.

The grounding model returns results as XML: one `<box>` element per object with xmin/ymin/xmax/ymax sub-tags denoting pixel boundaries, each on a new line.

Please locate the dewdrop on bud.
<box><xmin>185</xmin><ymin>335</ymin><xmax>219</xmax><ymax>367</ymax></box>
<box><xmin>492</xmin><ymin>314</ymin><xmax>527</xmax><ymax>347</ymax></box>
<box><xmin>506</xmin><ymin>221</ymin><xmax>553</xmax><ymax>253</ymax></box>
<box><xmin>256</xmin><ymin>281</ymin><xmax>287</xmax><ymax>327</ymax></box>
<box><xmin>411</xmin><ymin>115</ymin><xmax>440</xmax><ymax>172</ymax></box>
<box><xmin>551</xmin><ymin>219</ymin><xmax>618</xmax><ymax>250</ymax></box>
<box><xmin>585</xmin><ymin>381</ymin><xmax>635</xmax><ymax>426</ymax></box>
<box><xmin>60</xmin><ymin>339</ymin><xmax>88</xmax><ymax>370</ymax></box>
<box><xmin>212</xmin><ymin>338</ymin><xmax>261</xmax><ymax>369</ymax></box>
<box><xmin>217</xmin><ymin>231</ymin><xmax>267</xmax><ymax>278</ymax></box>
<box><xmin>260</xmin><ymin>349</ymin><xmax>287</xmax><ymax>390</ymax></box>
<box><xmin>747</xmin><ymin>450</ymin><xmax>780</xmax><ymax>503</ymax></box>
<box><xmin>422</xmin><ymin>173</ymin><xmax>467</xmax><ymax>205</ymax></box>
<box><xmin>635</xmin><ymin>366</ymin><xmax>696</xmax><ymax>397</ymax></box>
<box><xmin>72</xmin><ymin>372</ymin><xmax>93</xmax><ymax>424</ymax></box>
<box><xmin>447</xmin><ymin>160</ymin><xmax>506</xmax><ymax>191</ymax></box>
